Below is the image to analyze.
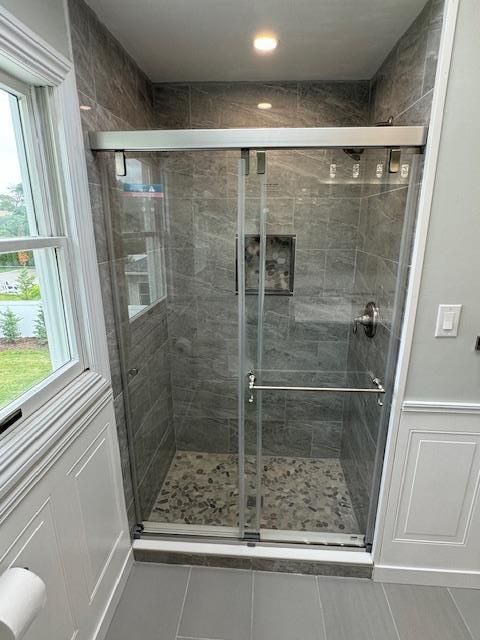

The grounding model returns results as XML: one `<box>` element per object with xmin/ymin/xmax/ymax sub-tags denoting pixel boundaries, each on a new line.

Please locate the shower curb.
<box><xmin>132</xmin><ymin>539</ymin><xmax>373</xmax><ymax>578</ymax></box>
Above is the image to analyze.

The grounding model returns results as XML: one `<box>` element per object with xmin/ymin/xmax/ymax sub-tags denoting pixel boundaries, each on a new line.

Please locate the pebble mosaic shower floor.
<box><xmin>148</xmin><ymin>451</ymin><xmax>360</xmax><ymax>534</ymax></box>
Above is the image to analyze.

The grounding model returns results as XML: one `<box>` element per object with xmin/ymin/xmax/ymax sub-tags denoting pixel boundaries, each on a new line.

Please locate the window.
<box><xmin>117</xmin><ymin>157</ymin><xmax>167</xmax><ymax>320</ymax></box>
<box><xmin>0</xmin><ymin>73</ymin><xmax>82</xmax><ymax>427</ymax></box>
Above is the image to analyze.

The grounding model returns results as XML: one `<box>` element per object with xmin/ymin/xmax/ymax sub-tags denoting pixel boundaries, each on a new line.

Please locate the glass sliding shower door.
<box><xmin>95</xmin><ymin>134</ymin><xmax>421</xmax><ymax>547</ymax></box>
<box><xmin>244</xmin><ymin>147</ymin><xmax>420</xmax><ymax>545</ymax></box>
<box><xmin>237</xmin><ymin>150</ymin><xmax>269</xmax><ymax>539</ymax></box>
<box><xmin>100</xmin><ymin>148</ymin><xmax>246</xmax><ymax>535</ymax></box>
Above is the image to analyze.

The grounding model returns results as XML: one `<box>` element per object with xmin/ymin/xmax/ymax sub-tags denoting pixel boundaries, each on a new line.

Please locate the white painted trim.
<box><xmin>0</xmin><ymin>236</ymin><xmax>66</xmax><ymax>251</ymax></box>
<box><xmin>373</xmin><ymin>564</ymin><xmax>480</xmax><ymax>589</ymax></box>
<box><xmin>0</xmin><ymin>371</ymin><xmax>111</xmax><ymax>521</ymax></box>
<box><xmin>0</xmin><ymin>10</ymin><xmax>110</xmax><ymax>409</ymax></box>
<box><xmin>93</xmin><ymin>549</ymin><xmax>133</xmax><ymax>640</ymax></box>
<box><xmin>402</xmin><ymin>401</ymin><xmax>480</xmax><ymax>414</ymax></box>
<box><xmin>0</xmin><ymin>5</ymin><xmax>71</xmax><ymax>85</ymax></box>
<box><xmin>372</xmin><ymin>0</ymin><xmax>460</xmax><ymax>562</ymax></box>
<box><xmin>53</xmin><ymin>71</ymin><xmax>111</xmax><ymax>380</ymax></box>
<box><xmin>133</xmin><ymin>539</ymin><xmax>373</xmax><ymax>566</ymax></box>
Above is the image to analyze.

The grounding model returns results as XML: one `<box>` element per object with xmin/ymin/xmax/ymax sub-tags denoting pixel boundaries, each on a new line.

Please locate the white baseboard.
<box><xmin>93</xmin><ymin>549</ymin><xmax>134</xmax><ymax>640</ymax></box>
<box><xmin>373</xmin><ymin>564</ymin><xmax>480</xmax><ymax>589</ymax></box>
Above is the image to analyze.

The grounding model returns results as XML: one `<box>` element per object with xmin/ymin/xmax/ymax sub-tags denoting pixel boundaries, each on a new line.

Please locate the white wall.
<box><xmin>374</xmin><ymin>0</ymin><xmax>480</xmax><ymax>588</ymax></box>
<box><xmin>404</xmin><ymin>0</ymin><xmax>480</xmax><ymax>402</ymax></box>
<box><xmin>0</xmin><ymin>0</ymin><xmax>71</xmax><ymax>60</ymax></box>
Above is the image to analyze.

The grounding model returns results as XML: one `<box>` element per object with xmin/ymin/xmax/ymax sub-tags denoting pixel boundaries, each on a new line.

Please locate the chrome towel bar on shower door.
<box><xmin>247</xmin><ymin>371</ymin><xmax>385</xmax><ymax>406</ymax></box>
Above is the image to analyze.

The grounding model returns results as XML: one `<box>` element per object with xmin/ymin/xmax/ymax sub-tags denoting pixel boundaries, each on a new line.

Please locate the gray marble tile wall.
<box><xmin>369</xmin><ymin>0</ymin><xmax>444</xmax><ymax>126</ymax></box>
<box><xmin>68</xmin><ymin>0</ymin><xmax>174</xmax><ymax>527</ymax></box>
<box><xmin>341</xmin><ymin>168</ymin><xmax>410</xmax><ymax>529</ymax></box>
<box><xmin>154</xmin><ymin>81</ymin><xmax>369</xmax><ymax>129</ymax></box>
<box><xmin>341</xmin><ymin>0</ymin><xmax>445</xmax><ymax>531</ymax></box>
<box><xmin>153</xmin><ymin>87</ymin><xmax>371</xmax><ymax>457</ymax></box>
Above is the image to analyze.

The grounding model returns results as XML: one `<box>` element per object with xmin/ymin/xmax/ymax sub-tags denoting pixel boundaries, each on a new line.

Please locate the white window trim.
<box><xmin>0</xmin><ymin>76</ymin><xmax>87</xmax><ymax>425</ymax></box>
<box><xmin>52</xmin><ymin>69</ymin><xmax>110</xmax><ymax>377</ymax></box>
<box><xmin>0</xmin><ymin>6</ymin><xmax>110</xmax><ymax>451</ymax></box>
<box><xmin>0</xmin><ymin>370</ymin><xmax>111</xmax><ymax>513</ymax></box>
<box><xmin>0</xmin><ymin>6</ymin><xmax>70</xmax><ymax>85</ymax></box>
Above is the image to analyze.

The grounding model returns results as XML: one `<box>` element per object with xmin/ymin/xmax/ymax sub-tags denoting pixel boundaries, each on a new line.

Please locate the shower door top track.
<box><xmin>89</xmin><ymin>125</ymin><xmax>427</xmax><ymax>152</ymax></box>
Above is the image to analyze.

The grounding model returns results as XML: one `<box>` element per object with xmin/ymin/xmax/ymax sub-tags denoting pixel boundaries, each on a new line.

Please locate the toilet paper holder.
<box><xmin>0</xmin><ymin>567</ymin><xmax>47</xmax><ymax>640</ymax></box>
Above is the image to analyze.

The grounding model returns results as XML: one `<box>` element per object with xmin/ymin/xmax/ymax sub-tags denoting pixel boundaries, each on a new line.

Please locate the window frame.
<box><xmin>0</xmin><ymin>70</ymin><xmax>86</xmax><ymax>429</ymax></box>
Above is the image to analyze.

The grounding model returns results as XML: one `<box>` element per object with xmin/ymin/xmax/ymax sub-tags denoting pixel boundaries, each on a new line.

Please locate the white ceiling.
<box><xmin>85</xmin><ymin>0</ymin><xmax>428</xmax><ymax>82</ymax></box>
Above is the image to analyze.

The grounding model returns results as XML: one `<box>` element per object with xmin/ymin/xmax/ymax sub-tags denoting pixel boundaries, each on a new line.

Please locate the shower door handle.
<box><xmin>248</xmin><ymin>371</ymin><xmax>385</xmax><ymax>406</ymax></box>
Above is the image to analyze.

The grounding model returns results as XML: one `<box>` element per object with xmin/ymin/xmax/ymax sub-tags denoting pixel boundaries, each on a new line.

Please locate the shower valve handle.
<box><xmin>353</xmin><ymin>313</ymin><xmax>373</xmax><ymax>333</ymax></box>
<box><xmin>353</xmin><ymin>301</ymin><xmax>379</xmax><ymax>338</ymax></box>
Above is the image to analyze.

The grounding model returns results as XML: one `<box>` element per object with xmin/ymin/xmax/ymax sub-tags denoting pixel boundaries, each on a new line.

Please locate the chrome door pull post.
<box><xmin>248</xmin><ymin>370</ymin><xmax>256</xmax><ymax>403</ymax></box>
<box><xmin>371</xmin><ymin>376</ymin><xmax>385</xmax><ymax>406</ymax></box>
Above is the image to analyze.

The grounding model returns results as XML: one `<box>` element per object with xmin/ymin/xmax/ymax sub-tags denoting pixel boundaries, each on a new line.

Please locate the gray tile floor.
<box><xmin>106</xmin><ymin>563</ymin><xmax>480</xmax><ymax>640</ymax></box>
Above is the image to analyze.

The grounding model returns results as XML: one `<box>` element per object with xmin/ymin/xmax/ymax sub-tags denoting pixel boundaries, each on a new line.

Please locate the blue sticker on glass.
<box><xmin>123</xmin><ymin>183</ymin><xmax>164</xmax><ymax>197</ymax></box>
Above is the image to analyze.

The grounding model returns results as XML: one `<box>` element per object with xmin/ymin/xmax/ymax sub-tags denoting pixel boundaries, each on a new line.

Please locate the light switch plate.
<box><xmin>435</xmin><ymin>304</ymin><xmax>462</xmax><ymax>337</ymax></box>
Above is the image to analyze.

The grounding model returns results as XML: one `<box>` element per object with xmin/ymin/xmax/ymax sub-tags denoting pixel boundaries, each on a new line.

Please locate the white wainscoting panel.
<box><xmin>0</xmin><ymin>381</ymin><xmax>132</xmax><ymax>640</ymax></box>
<box><xmin>0</xmin><ymin>499</ymin><xmax>77</xmax><ymax>640</ymax></box>
<box><xmin>69</xmin><ymin>428</ymin><xmax>124</xmax><ymax>600</ymax></box>
<box><xmin>374</xmin><ymin>406</ymin><xmax>480</xmax><ymax>587</ymax></box>
<box><xmin>397</xmin><ymin>432</ymin><xmax>479</xmax><ymax>541</ymax></box>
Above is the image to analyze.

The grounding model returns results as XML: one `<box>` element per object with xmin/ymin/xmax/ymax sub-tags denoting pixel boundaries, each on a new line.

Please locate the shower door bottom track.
<box><xmin>141</xmin><ymin>521</ymin><xmax>365</xmax><ymax>548</ymax></box>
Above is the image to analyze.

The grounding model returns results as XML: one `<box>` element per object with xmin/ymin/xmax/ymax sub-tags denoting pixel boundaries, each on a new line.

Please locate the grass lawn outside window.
<box><xmin>0</xmin><ymin>340</ymin><xmax>52</xmax><ymax>409</ymax></box>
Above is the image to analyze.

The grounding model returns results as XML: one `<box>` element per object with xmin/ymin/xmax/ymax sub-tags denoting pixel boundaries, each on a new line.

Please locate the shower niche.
<box><xmin>237</xmin><ymin>234</ymin><xmax>295</xmax><ymax>295</ymax></box>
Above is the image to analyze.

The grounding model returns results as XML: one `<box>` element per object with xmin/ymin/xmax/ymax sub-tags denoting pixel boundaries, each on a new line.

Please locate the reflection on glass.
<box><xmin>0</xmin><ymin>249</ymin><xmax>71</xmax><ymax>410</ymax></box>
<box><xmin>117</xmin><ymin>158</ymin><xmax>167</xmax><ymax>319</ymax></box>
<box><xmin>0</xmin><ymin>88</ymin><xmax>36</xmax><ymax>238</ymax></box>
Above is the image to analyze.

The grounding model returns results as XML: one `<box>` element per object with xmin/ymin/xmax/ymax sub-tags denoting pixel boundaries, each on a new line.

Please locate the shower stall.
<box><xmin>92</xmin><ymin>125</ymin><xmax>425</xmax><ymax>549</ymax></box>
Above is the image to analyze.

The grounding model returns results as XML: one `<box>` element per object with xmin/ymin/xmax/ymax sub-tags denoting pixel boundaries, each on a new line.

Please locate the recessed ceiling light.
<box><xmin>253</xmin><ymin>34</ymin><xmax>277</xmax><ymax>52</ymax></box>
<box><xmin>257</xmin><ymin>102</ymin><xmax>272</xmax><ymax>110</ymax></box>
<box><xmin>79</xmin><ymin>105</ymin><xmax>92</xmax><ymax>111</ymax></box>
